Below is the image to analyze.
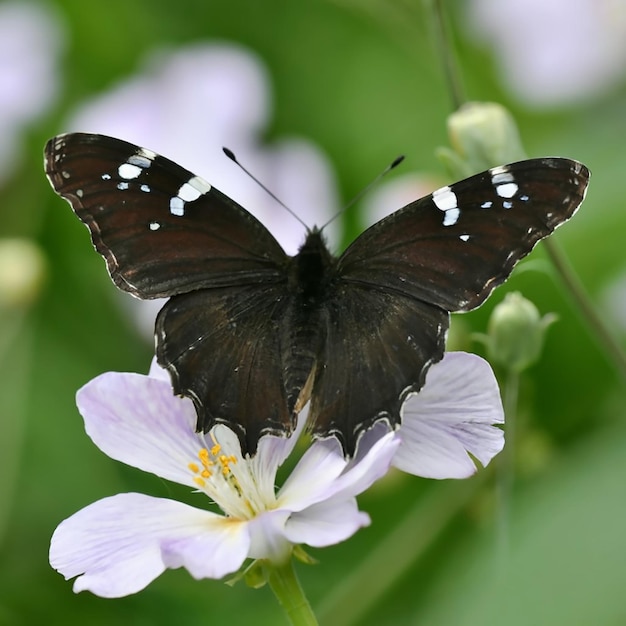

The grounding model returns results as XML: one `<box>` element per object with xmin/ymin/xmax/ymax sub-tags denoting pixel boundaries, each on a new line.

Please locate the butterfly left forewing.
<box><xmin>45</xmin><ymin>133</ymin><xmax>288</xmax><ymax>298</ymax></box>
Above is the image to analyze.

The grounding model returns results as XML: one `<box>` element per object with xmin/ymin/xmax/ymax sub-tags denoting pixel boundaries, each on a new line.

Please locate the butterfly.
<box><xmin>44</xmin><ymin>133</ymin><xmax>589</xmax><ymax>457</ymax></box>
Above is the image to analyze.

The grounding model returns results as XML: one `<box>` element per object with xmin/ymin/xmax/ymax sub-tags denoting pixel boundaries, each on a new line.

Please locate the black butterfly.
<box><xmin>44</xmin><ymin>133</ymin><xmax>589</xmax><ymax>456</ymax></box>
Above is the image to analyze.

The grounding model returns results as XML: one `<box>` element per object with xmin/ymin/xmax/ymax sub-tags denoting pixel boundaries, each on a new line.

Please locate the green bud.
<box><xmin>486</xmin><ymin>292</ymin><xmax>557</xmax><ymax>373</ymax></box>
<box><xmin>436</xmin><ymin>102</ymin><xmax>527</xmax><ymax>179</ymax></box>
<box><xmin>0</xmin><ymin>238</ymin><xmax>47</xmax><ymax>310</ymax></box>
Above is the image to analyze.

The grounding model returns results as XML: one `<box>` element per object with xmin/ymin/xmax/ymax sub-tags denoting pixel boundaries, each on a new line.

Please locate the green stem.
<box><xmin>266</xmin><ymin>558</ymin><xmax>318</xmax><ymax>626</ymax></box>
<box><xmin>496</xmin><ymin>369</ymin><xmax>519</xmax><ymax>563</ymax></box>
<box><xmin>544</xmin><ymin>238</ymin><xmax>626</xmax><ymax>382</ymax></box>
<box><xmin>429</xmin><ymin>0</ymin><xmax>465</xmax><ymax>109</ymax></box>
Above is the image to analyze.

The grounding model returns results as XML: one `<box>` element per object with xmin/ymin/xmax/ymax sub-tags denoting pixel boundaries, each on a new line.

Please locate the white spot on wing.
<box><xmin>490</xmin><ymin>165</ymin><xmax>513</xmax><ymax>182</ymax></box>
<box><xmin>170</xmin><ymin>197</ymin><xmax>185</xmax><ymax>216</ymax></box>
<box><xmin>496</xmin><ymin>182</ymin><xmax>519</xmax><ymax>198</ymax></box>
<box><xmin>481</xmin><ymin>200</ymin><xmax>493</xmax><ymax>209</ymax></box>
<box><xmin>149</xmin><ymin>221</ymin><xmax>161</xmax><ymax>231</ymax></box>
<box><xmin>102</xmin><ymin>173</ymin><xmax>111</xmax><ymax>180</ymax></box>
<box><xmin>503</xmin><ymin>200</ymin><xmax>513</xmax><ymax>209</ymax></box>
<box><xmin>459</xmin><ymin>234</ymin><xmax>470</xmax><ymax>241</ymax></box>
<box><xmin>168</xmin><ymin>176</ymin><xmax>211</xmax><ymax>217</ymax></box>
<box><xmin>118</xmin><ymin>162</ymin><xmax>142</xmax><ymax>180</ymax></box>
<box><xmin>140</xmin><ymin>184</ymin><xmax>150</xmax><ymax>193</ymax></box>
<box><xmin>432</xmin><ymin>186</ymin><xmax>457</xmax><ymax>212</ymax></box>
<box><xmin>443</xmin><ymin>207</ymin><xmax>460</xmax><ymax>226</ymax></box>
<box><xmin>178</xmin><ymin>181</ymin><xmax>203</xmax><ymax>202</ymax></box>
<box><xmin>137</xmin><ymin>147</ymin><xmax>157</xmax><ymax>160</ymax></box>
<box><xmin>76</xmin><ymin>189</ymin><xmax>83</xmax><ymax>198</ymax></box>
<box><xmin>127</xmin><ymin>154</ymin><xmax>152</xmax><ymax>169</ymax></box>
<box><xmin>187</xmin><ymin>175</ymin><xmax>212</xmax><ymax>194</ymax></box>
<box><xmin>117</xmin><ymin>182</ymin><xmax>129</xmax><ymax>190</ymax></box>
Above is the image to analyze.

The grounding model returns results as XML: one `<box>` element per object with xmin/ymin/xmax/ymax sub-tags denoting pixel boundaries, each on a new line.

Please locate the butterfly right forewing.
<box><xmin>337</xmin><ymin>158</ymin><xmax>589</xmax><ymax>312</ymax></box>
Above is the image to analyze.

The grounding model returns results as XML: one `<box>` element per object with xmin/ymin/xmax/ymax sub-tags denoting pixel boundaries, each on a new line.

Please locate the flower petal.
<box><xmin>50</xmin><ymin>493</ymin><xmax>250</xmax><ymax>597</ymax></box>
<box><xmin>276</xmin><ymin>437</ymin><xmax>348</xmax><ymax>511</ymax></box>
<box><xmin>393</xmin><ymin>352</ymin><xmax>505</xmax><ymax>479</ymax></box>
<box><xmin>77</xmin><ymin>371</ymin><xmax>210</xmax><ymax>487</ymax></box>
<box><xmin>285</xmin><ymin>496</ymin><xmax>370</xmax><ymax>547</ymax></box>
<box><xmin>279</xmin><ymin>431</ymin><xmax>399</xmax><ymax>512</ymax></box>
<box><xmin>327</xmin><ymin>431</ymin><xmax>400</xmax><ymax>499</ymax></box>
<box><xmin>246</xmin><ymin>509</ymin><xmax>293</xmax><ymax>562</ymax></box>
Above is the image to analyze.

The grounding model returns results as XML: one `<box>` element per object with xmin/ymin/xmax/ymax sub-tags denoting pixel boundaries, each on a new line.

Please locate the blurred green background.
<box><xmin>1</xmin><ymin>1</ymin><xmax>625</xmax><ymax>624</ymax></box>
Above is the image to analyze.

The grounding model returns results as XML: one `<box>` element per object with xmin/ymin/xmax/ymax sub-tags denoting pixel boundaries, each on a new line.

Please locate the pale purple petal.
<box><xmin>279</xmin><ymin>431</ymin><xmax>399</xmax><ymax>512</ymax></box>
<box><xmin>285</xmin><ymin>497</ymin><xmax>370</xmax><ymax>547</ymax></box>
<box><xmin>76</xmin><ymin>371</ymin><xmax>208</xmax><ymax>487</ymax></box>
<box><xmin>50</xmin><ymin>493</ymin><xmax>250</xmax><ymax>597</ymax></box>
<box><xmin>326</xmin><ymin>431</ymin><xmax>400</xmax><ymax>499</ymax></box>
<box><xmin>276</xmin><ymin>437</ymin><xmax>348</xmax><ymax>511</ymax></box>
<box><xmin>393</xmin><ymin>352</ymin><xmax>504</xmax><ymax>479</ymax></box>
<box><xmin>246</xmin><ymin>509</ymin><xmax>293</xmax><ymax>562</ymax></box>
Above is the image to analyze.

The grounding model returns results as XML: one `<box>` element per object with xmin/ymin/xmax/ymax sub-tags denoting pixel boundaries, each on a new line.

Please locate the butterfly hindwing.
<box><xmin>309</xmin><ymin>285</ymin><xmax>448</xmax><ymax>456</ymax></box>
<box><xmin>156</xmin><ymin>283</ymin><xmax>301</xmax><ymax>453</ymax></box>
<box><xmin>44</xmin><ymin>133</ymin><xmax>287</xmax><ymax>298</ymax></box>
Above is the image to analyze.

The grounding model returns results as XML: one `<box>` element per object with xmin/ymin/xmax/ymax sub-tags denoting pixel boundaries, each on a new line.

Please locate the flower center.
<box><xmin>186</xmin><ymin>430</ymin><xmax>265</xmax><ymax>519</ymax></box>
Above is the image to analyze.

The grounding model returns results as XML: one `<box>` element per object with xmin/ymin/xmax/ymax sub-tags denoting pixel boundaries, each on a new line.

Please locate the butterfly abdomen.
<box><xmin>279</xmin><ymin>230</ymin><xmax>337</xmax><ymax>417</ymax></box>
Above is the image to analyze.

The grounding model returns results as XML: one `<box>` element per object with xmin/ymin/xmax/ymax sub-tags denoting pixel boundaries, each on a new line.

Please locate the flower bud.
<box><xmin>437</xmin><ymin>102</ymin><xmax>527</xmax><ymax>178</ymax></box>
<box><xmin>0</xmin><ymin>238</ymin><xmax>47</xmax><ymax>310</ymax></box>
<box><xmin>486</xmin><ymin>292</ymin><xmax>556</xmax><ymax>372</ymax></box>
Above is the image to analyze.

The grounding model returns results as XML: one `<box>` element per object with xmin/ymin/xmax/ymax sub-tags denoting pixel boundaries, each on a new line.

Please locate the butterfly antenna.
<box><xmin>319</xmin><ymin>155</ymin><xmax>405</xmax><ymax>231</ymax></box>
<box><xmin>222</xmin><ymin>147</ymin><xmax>308</xmax><ymax>229</ymax></box>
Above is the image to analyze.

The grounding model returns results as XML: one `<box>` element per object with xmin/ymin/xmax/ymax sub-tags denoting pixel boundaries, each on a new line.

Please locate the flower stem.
<box><xmin>543</xmin><ymin>238</ymin><xmax>626</xmax><ymax>382</ymax></box>
<box><xmin>496</xmin><ymin>368</ymin><xmax>519</xmax><ymax>563</ymax></box>
<box><xmin>266</xmin><ymin>558</ymin><xmax>318</xmax><ymax>626</ymax></box>
<box><xmin>428</xmin><ymin>0</ymin><xmax>465</xmax><ymax>109</ymax></box>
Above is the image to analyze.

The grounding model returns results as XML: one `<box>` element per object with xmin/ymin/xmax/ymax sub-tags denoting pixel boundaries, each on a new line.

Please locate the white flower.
<box><xmin>0</xmin><ymin>2</ymin><xmax>63</xmax><ymax>183</ymax></box>
<box><xmin>49</xmin><ymin>352</ymin><xmax>503</xmax><ymax>597</ymax></box>
<box><xmin>49</xmin><ymin>360</ymin><xmax>399</xmax><ymax>598</ymax></box>
<box><xmin>467</xmin><ymin>0</ymin><xmax>626</xmax><ymax>107</ymax></box>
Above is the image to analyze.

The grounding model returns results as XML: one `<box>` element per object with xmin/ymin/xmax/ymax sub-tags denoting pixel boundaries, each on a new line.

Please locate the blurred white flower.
<box><xmin>601</xmin><ymin>269</ymin><xmax>626</xmax><ymax>334</ymax></box>
<box><xmin>360</xmin><ymin>172</ymin><xmax>441</xmax><ymax>230</ymax></box>
<box><xmin>467</xmin><ymin>0</ymin><xmax>626</xmax><ymax>106</ymax></box>
<box><xmin>0</xmin><ymin>2</ymin><xmax>63</xmax><ymax>183</ymax></box>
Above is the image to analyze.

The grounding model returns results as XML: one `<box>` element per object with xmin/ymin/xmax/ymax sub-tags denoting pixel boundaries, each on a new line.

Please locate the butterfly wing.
<box><xmin>45</xmin><ymin>133</ymin><xmax>301</xmax><ymax>452</ymax></box>
<box><xmin>309</xmin><ymin>287</ymin><xmax>448</xmax><ymax>456</ymax></box>
<box><xmin>44</xmin><ymin>133</ymin><xmax>288</xmax><ymax>298</ymax></box>
<box><xmin>309</xmin><ymin>158</ymin><xmax>589</xmax><ymax>455</ymax></box>
<box><xmin>338</xmin><ymin>158</ymin><xmax>589</xmax><ymax>311</ymax></box>
<box><xmin>155</xmin><ymin>284</ymin><xmax>299</xmax><ymax>454</ymax></box>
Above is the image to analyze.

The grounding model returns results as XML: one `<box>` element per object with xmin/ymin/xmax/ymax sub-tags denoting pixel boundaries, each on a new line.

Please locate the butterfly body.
<box><xmin>45</xmin><ymin>133</ymin><xmax>589</xmax><ymax>456</ymax></box>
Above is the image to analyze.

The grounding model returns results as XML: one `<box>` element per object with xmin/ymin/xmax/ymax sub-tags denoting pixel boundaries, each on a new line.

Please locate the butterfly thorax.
<box><xmin>290</xmin><ymin>229</ymin><xmax>335</xmax><ymax>305</ymax></box>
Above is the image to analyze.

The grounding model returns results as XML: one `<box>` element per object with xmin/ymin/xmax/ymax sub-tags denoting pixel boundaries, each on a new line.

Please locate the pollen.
<box><xmin>187</xmin><ymin>441</ymin><xmax>243</xmax><ymax>500</ymax></box>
